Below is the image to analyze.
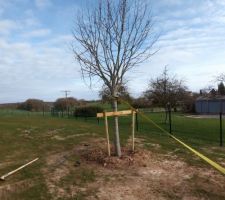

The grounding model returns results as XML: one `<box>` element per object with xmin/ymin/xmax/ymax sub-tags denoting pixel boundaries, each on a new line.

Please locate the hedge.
<box><xmin>74</xmin><ymin>106</ymin><xmax>104</xmax><ymax>117</ymax></box>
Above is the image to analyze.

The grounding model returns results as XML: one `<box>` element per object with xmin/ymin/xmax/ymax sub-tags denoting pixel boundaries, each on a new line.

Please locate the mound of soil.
<box><xmin>82</xmin><ymin>148</ymin><xmax>148</xmax><ymax>168</ymax></box>
<box><xmin>78</xmin><ymin>138</ymin><xmax>154</xmax><ymax>169</ymax></box>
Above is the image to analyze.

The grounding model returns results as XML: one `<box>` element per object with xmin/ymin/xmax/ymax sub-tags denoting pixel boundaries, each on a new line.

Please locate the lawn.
<box><xmin>84</xmin><ymin>110</ymin><xmax>225</xmax><ymax>163</ymax></box>
<box><xmin>0</xmin><ymin>109</ymin><xmax>224</xmax><ymax>199</ymax></box>
<box><xmin>0</xmin><ymin>112</ymin><xmax>105</xmax><ymax>199</ymax></box>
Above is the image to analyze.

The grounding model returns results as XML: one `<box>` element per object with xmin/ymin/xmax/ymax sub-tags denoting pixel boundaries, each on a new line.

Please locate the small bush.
<box><xmin>74</xmin><ymin>106</ymin><xmax>104</xmax><ymax>117</ymax></box>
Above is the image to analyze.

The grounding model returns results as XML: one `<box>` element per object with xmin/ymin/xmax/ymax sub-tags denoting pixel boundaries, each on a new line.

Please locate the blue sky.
<box><xmin>0</xmin><ymin>0</ymin><xmax>225</xmax><ymax>103</ymax></box>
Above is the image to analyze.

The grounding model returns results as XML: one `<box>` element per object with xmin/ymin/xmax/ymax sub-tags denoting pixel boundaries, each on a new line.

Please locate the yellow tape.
<box><xmin>118</xmin><ymin>98</ymin><xmax>225</xmax><ymax>175</ymax></box>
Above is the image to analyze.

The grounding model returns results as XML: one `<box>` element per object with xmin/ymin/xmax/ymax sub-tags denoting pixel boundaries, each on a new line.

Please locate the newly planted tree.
<box><xmin>72</xmin><ymin>0</ymin><xmax>158</xmax><ymax>156</ymax></box>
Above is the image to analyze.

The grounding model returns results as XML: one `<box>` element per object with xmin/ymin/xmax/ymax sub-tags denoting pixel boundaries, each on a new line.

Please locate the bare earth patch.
<box><xmin>0</xmin><ymin>180</ymin><xmax>34</xmax><ymax>200</ymax></box>
<box><xmin>42</xmin><ymin>151</ymin><xmax>73</xmax><ymax>199</ymax></box>
<box><xmin>42</xmin><ymin>138</ymin><xmax>225</xmax><ymax>200</ymax></box>
<box><xmin>52</xmin><ymin>133</ymin><xmax>97</xmax><ymax>141</ymax></box>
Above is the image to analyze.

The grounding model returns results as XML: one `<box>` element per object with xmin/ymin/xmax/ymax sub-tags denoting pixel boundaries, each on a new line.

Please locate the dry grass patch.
<box><xmin>38</xmin><ymin>138</ymin><xmax>225</xmax><ymax>200</ymax></box>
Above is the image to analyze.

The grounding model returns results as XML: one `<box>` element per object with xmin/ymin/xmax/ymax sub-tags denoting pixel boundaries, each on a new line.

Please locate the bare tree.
<box><xmin>72</xmin><ymin>0</ymin><xmax>158</xmax><ymax>156</ymax></box>
<box><xmin>215</xmin><ymin>73</ymin><xmax>225</xmax><ymax>83</ymax></box>
<box><xmin>144</xmin><ymin>67</ymin><xmax>188</xmax><ymax>110</ymax></box>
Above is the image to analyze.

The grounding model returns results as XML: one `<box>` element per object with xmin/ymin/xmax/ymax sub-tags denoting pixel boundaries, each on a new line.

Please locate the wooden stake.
<box><xmin>0</xmin><ymin>158</ymin><xmax>39</xmax><ymax>181</ymax></box>
<box><xmin>104</xmin><ymin>112</ymin><xmax>111</xmax><ymax>156</ymax></box>
<box><xmin>132</xmin><ymin>110</ymin><xmax>135</xmax><ymax>152</ymax></box>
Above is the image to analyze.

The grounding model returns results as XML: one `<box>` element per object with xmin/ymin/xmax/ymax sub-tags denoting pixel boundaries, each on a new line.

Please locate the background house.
<box><xmin>195</xmin><ymin>96</ymin><xmax>225</xmax><ymax>114</ymax></box>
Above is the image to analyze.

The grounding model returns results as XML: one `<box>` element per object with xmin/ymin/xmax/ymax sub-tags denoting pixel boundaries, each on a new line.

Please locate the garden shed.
<box><xmin>195</xmin><ymin>96</ymin><xmax>225</xmax><ymax>114</ymax></box>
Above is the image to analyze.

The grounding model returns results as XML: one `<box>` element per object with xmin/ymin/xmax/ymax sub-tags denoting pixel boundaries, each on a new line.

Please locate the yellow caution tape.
<box><xmin>118</xmin><ymin>98</ymin><xmax>225</xmax><ymax>175</ymax></box>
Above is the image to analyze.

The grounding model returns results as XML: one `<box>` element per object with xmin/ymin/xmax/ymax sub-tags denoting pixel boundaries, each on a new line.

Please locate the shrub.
<box><xmin>18</xmin><ymin>99</ymin><xmax>44</xmax><ymax>112</ymax></box>
<box><xmin>54</xmin><ymin>97</ymin><xmax>78</xmax><ymax>111</ymax></box>
<box><xmin>74</xmin><ymin>106</ymin><xmax>104</xmax><ymax>117</ymax></box>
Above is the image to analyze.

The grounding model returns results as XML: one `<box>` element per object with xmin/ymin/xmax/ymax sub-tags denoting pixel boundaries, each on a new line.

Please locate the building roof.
<box><xmin>196</xmin><ymin>95</ymin><xmax>225</xmax><ymax>101</ymax></box>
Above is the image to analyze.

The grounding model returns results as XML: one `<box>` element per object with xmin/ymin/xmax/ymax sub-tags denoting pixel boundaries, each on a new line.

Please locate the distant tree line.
<box><xmin>19</xmin><ymin>68</ymin><xmax>223</xmax><ymax>115</ymax></box>
<box><xmin>16</xmin><ymin>98</ymin><xmax>104</xmax><ymax>117</ymax></box>
<box><xmin>17</xmin><ymin>98</ymin><xmax>86</xmax><ymax>112</ymax></box>
<box><xmin>99</xmin><ymin>67</ymin><xmax>198</xmax><ymax>113</ymax></box>
<box><xmin>53</xmin><ymin>97</ymin><xmax>86</xmax><ymax>112</ymax></box>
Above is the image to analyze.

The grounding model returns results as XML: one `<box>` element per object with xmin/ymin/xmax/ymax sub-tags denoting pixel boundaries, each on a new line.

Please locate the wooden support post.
<box><xmin>42</xmin><ymin>104</ymin><xmax>45</xmax><ymax>116</ymax></box>
<box><xmin>168</xmin><ymin>103</ymin><xmax>172</xmax><ymax>134</ymax></box>
<box><xmin>97</xmin><ymin>109</ymin><xmax>137</xmax><ymax>155</ymax></box>
<box><xmin>220</xmin><ymin>112</ymin><xmax>223</xmax><ymax>147</ymax></box>
<box><xmin>135</xmin><ymin>111</ymin><xmax>139</xmax><ymax>131</ymax></box>
<box><xmin>104</xmin><ymin>112</ymin><xmax>111</xmax><ymax>156</ymax></box>
<box><xmin>132</xmin><ymin>110</ymin><xmax>135</xmax><ymax>152</ymax></box>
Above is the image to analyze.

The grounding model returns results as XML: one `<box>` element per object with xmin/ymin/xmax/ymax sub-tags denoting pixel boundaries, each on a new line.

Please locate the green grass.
<box><xmin>0</xmin><ymin>112</ymin><xmax>105</xmax><ymax>199</ymax></box>
<box><xmin>0</xmin><ymin>109</ymin><xmax>224</xmax><ymax>199</ymax></box>
<box><xmin>77</xmin><ymin>111</ymin><xmax>225</xmax><ymax>165</ymax></box>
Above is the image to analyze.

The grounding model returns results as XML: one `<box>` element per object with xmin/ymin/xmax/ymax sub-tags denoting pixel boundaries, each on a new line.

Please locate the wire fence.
<box><xmin>64</xmin><ymin>109</ymin><xmax>224</xmax><ymax>148</ymax></box>
<box><xmin>0</xmin><ymin>107</ymin><xmax>224</xmax><ymax>148</ymax></box>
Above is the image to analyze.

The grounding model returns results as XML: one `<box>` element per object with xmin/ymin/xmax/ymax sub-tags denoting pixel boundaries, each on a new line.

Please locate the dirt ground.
<box><xmin>42</xmin><ymin>138</ymin><xmax>225</xmax><ymax>200</ymax></box>
<box><xmin>0</xmin><ymin>137</ymin><xmax>224</xmax><ymax>199</ymax></box>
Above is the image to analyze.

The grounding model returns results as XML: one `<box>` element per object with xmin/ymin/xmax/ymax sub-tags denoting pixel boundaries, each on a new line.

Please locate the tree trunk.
<box><xmin>112</xmin><ymin>98</ymin><xmax>122</xmax><ymax>157</ymax></box>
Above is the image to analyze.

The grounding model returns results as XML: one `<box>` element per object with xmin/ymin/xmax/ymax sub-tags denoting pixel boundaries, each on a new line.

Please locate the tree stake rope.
<box><xmin>118</xmin><ymin>97</ymin><xmax>225</xmax><ymax>175</ymax></box>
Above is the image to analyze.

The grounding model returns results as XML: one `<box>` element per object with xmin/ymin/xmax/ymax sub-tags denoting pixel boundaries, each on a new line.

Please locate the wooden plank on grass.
<box><xmin>0</xmin><ymin>158</ymin><xmax>39</xmax><ymax>181</ymax></box>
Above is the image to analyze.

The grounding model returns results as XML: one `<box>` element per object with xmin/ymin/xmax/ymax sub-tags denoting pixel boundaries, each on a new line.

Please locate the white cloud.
<box><xmin>0</xmin><ymin>11</ymin><xmax>41</xmax><ymax>36</ymax></box>
<box><xmin>23</xmin><ymin>10</ymin><xmax>41</xmax><ymax>27</ymax></box>
<box><xmin>125</xmin><ymin>7</ymin><xmax>225</xmax><ymax>96</ymax></box>
<box><xmin>35</xmin><ymin>0</ymin><xmax>52</xmax><ymax>9</ymax></box>
<box><xmin>0</xmin><ymin>35</ymin><xmax>82</xmax><ymax>102</ymax></box>
<box><xmin>22</xmin><ymin>28</ymin><xmax>51</xmax><ymax>38</ymax></box>
<box><xmin>0</xmin><ymin>19</ymin><xmax>18</xmax><ymax>35</ymax></box>
<box><xmin>1</xmin><ymin>0</ymin><xmax>225</xmax><ymax>102</ymax></box>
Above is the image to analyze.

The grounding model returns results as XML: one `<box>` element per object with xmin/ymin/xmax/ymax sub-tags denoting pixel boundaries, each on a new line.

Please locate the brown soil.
<box><xmin>43</xmin><ymin>138</ymin><xmax>225</xmax><ymax>200</ymax></box>
<box><xmin>0</xmin><ymin>180</ymin><xmax>33</xmax><ymax>200</ymax></box>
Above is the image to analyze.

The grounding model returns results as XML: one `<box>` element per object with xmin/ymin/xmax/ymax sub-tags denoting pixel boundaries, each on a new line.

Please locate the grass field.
<box><xmin>83</xmin><ymin>110</ymin><xmax>225</xmax><ymax>161</ymax></box>
<box><xmin>0</xmin><ymin>109</ymin><xmax>224</xmax><ymax>199</ymax></box>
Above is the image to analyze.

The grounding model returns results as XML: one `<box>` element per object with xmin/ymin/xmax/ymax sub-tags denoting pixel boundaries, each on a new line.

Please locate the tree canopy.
<box><xmin>144</xmin><ymin>67</ymin><xmax>188</xmax><ymax>108</ymax></box>
<box><xmin>18</xmin><ymin>99</ymin><xmax>44</xmax><ymax>112</ymax></box>
<box><xmin>53</xmin><ymin>97</ymin><xmax>78</xmax><ymax>111</ymax></box>
<box><xmin>218</xmin><ymin>82</ymin><xmax>225</xmax><ymax>95</ymax></box>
